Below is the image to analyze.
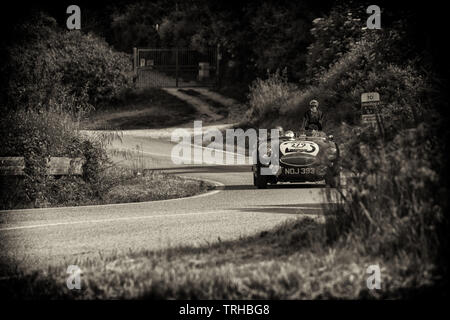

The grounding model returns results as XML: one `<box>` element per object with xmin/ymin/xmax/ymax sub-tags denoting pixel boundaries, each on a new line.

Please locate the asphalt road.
<box><xmin>0</xmin><ymin>130</ymin><xmax>336</xmax><ymax>272</ymax></box>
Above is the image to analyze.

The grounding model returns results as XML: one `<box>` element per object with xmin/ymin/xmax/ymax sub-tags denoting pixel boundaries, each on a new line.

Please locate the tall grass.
<box><xmin>326</xmin><ymin>124</ymin><xmax>443</xmax><ymax>260</ymax></box>
<box><xmin>0</xmin><ymin>108</ymin><xmax>107</xmax><ymax>209</ymax></box>
<box><xmin>243</xmin><ymin>29</ymin><xmax>447</xmax><ymax>291</ymax></box>
<box><xmin>246</xmin><ymin>68</ymin><xmax>298</xmax><ymax>126</ymax></box>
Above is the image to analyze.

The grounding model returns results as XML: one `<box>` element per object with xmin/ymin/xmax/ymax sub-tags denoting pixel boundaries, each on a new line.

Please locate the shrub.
<box><xmin>246</xmin><ymin>68</ymin><xmax>297</xmax><ymax>125</ymax></box>
<box><xmin>243</xmin><ymin>4</ymin><xmax>446</xmax><ymax>287</ymax></box>
<box><xmin>81</xmin><ymin>139</ymin><xmax>110</xmax><ymax>197</ymax></box>
<box><xmin>0</xmin><ymin>13</ymin><xmax>132</xmax><ymax>208</ymax></box>
<box><xmin>246</xmin><ymin>35</ymin><xmax>430</xmax><ymax>135</ymax></box>
<box><xmin>0</xmin><ymin>109</ymin><xmax>109</xmax><ymax>208</ymax></box>
<box><xmin>327</xmin><ymin>123</ymin><xmax>443</xmax><ymax>262</ymax></box>
<box><xmin>306</xmin><ymin>3</ymin><xmax>367</xmax><ymax>82</ymax></box>
<box><xmin>4</xmin><ymin>13</ymin><xmax>132</xmax><ymax>115</ymax></box>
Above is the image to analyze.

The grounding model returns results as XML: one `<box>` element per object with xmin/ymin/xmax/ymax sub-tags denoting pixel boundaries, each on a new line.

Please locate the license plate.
<box><xmin>284</xmin><ymin>167</ymin><xmax>315</xmax><ymax>175</ymax></box>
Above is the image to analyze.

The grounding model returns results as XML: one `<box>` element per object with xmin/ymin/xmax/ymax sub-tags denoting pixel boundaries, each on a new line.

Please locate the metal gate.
<box><xmin>133</xmin><ymin>47</ymin><xmax>219</xmax><ymax>88</ymax></box>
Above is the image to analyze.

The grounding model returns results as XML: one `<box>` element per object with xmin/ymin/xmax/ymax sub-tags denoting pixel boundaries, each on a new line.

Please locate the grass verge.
<box><xmin>0</xmin><ymin>216</ymin><xmax>443</xmax><ymax>299</ymax></box>
<box><xmin>98</xmin><ymin>168</ymin><xmax>214</xmax><ymax>205</ymax></box>
<box><xmin>0</xmin><ymin>168</ymin><xmax>213</xmax><ymax>210</ymax></box>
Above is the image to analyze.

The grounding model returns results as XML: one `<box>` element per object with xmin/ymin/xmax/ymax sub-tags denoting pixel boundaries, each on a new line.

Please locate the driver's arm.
<box><xmin>302</xmin><ymin>111</ymin><xmax>309</xmax><ymax>130</ymax></box>
<box><xmin>320</xmin><ymin>111</ymin><xmax>325</xmax><ymax>130</ymax></box>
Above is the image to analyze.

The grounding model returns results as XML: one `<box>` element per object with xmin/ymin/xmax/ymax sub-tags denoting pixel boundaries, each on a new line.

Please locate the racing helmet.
<box><xmin>309</xmin><ymin>99</ymin><xmax>319</xmax><ymax>108</ymax></box>
<box><xmin>274</xmin><ymin>125</ymin><xmax>284</xmax><ymax>136</ymax></box>
<box><xmin>284</xmin><ymin>130</ymin><xmax>295</xmax><ymax>139</ymax></box>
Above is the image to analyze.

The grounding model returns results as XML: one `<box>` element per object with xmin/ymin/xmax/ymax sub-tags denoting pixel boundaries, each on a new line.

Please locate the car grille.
<box><xmin>280</xmin><ymin>154</ymin><xmax>317</xmax><ymax>167</ymax></box>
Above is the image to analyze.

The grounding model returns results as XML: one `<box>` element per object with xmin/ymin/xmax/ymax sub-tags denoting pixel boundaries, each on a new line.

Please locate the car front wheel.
<box><xmin>253</xmin><ymin>166</ymin><xmax>268</xmax><ymax>189</ymax></box>
<box><xmin>325</xmin><ymin>168</ymin><xmax>340</xmax><ymax>188</ymax></box>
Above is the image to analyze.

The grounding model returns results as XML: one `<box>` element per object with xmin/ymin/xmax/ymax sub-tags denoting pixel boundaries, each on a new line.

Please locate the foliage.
<box><xmin>0</xmin><ymin>104</ymin><xmax>210</xmax><ymax>209</ymax></box>
<box><xmin>329</xmin><ymin>124</ymin><xmax>442</xmax><ymax>260</ymax></box>
<box><xmin>246</xmin><ymin>24</ymin><xmax>430</xmax><ymax>132</ymax></box>
<box><xmin>92</xmin><ymin>0</ymin><xmax>324</xmax><ymax>85</ymax></box>
<box><xmin>0</xmin><ymin>109</ymin><xmax>106</xmax><ymax>208</ymax></box>
<box><xmin>0</xmin><ymin>13</ymin><xmax>135</xmax><ymax>208</ymax></box>
<box><xmin>306</xmin><ymin>3</ymin><xmax>365</xmax><ymax>82</ymax></box>
<box><xmin>249</xmin><ymin>2</ymin><xmax>314</xmax><ymax>81</ymax></box>
<box><xmin>4</xmin><ymin>13</ymin><xmax>132</xmax><ymax>115</ymax></box>
<box><xmin>246</xmin><ymin>69</ymin><xmax>297</xmax><ymax>125</ymax></box>
<box><xmin>108</xmin><ymin>1</ymin><xmax>169</xmax><ymax>52</ymax></box>
<box><xmin>244</xmin><ymin>1</ymin><xmax>448</xmax><ymax>287</ymax></box>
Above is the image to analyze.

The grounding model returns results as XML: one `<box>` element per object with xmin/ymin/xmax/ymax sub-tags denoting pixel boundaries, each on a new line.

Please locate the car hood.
<box><xmin>278</xmin><ymin>138</ymin><xmax>331</xmax><ymax>167</ymax></box>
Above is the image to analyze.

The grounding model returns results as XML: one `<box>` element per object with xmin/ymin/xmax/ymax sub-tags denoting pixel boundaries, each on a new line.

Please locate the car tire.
<box><xmin>253</xmin><ymin>168</ymin><xmax>268</xmax><ymax>189</ymax></box>
<box><xmin>325</xmin><ymin>175</ymin><xmax>337</xmax><ymax>188</ymax></box>
<box><xmin>325</xmin><ymin>168</ymin><xmax>340</xmax><ymax>188</ymax></box>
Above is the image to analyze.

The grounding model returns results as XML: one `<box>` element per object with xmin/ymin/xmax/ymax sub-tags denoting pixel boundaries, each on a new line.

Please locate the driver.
<box><xmin>274</xmin><ymin>125</ymin><xmax>284</xmax><ymax>137</ymax></box>
<box><xmin>302</xmin><ymin>99</ymin><xmax>324</xmax><ymax>131</ymax></box>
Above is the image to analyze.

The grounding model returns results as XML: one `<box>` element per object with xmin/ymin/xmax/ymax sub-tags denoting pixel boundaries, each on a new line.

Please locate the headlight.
<box><xmin>327</xmin><ymin>147</ymin><xmax>337</xmax><ymax>160</ymax></box>
<box><xmin>284</xmin><ymin>130</ymin><xmax>295</xmax><ymax>139</ymax></box>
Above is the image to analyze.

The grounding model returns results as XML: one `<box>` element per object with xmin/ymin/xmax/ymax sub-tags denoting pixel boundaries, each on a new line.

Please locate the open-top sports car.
<box><xmin>252</xmin><ymin>129</ymin><xmax>340</xmax><ymax>188</ymax></box>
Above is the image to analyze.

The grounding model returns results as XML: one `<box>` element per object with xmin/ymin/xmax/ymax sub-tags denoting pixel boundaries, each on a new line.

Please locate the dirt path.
<box><xmin>162</xmin><ymin>88</ymin><xmax>224</xmax><ymax>122</ymax></box>
<box><xmin>162</xmin><ymin>87</ymin><xmax>248</xmax><ymax>124</ymax></box>
<box><xmin>191</xmin><ymin>88</ymin><xmax>247</xmax><ymax>124</ymax></box>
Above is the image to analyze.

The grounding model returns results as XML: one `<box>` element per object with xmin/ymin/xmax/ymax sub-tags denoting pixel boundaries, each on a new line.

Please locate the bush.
<box><xmin>0</xmin><ymin>13</ymin><xmax>132</xmax><ymax>208</ymax></box>
<box><xmin>242</xmin><ymin>4</ymin><xmax>447</xmax><ymax>289</ymax></box>
<box><xmin>0</xmin><ymin>109</ymin><xmax>108</xmax><ymax>208</ymax></box>
<box><xmin>246</xmin><ymin>69</ymin><xmax>298</xmax><ymax>125</ymax></box>
<box><xmin>328</xmin><ymin>124</ymin><xmax>442</xmax><ymax>260</ymax></box>
<box><xmin>306</xmin><ymin>3</ymin><xmax>365</xmax><ymax>82</ymax></box>
<box><xmin>246</xmin><ymin>34</ymin><xmax>430</xmax><ymax>135</ymax></box>
<box><xmin>4</xmin><ymin>13</ymin><xmax>132</xmax><ymax>115</ymax></box>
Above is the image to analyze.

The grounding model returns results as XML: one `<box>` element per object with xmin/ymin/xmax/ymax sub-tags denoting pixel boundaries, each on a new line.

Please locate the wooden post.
<box><xmin>175</xmin><ymin>47</ymin><xmax>179</xmax><ymax>87</ymax></box>
<box><xmin>133</xmin><ymin>47</ymin><xmax>138</xmax><ymax>76</ymax></box>
<box><xmin>216</xmin><ymin>43</ymin><xmax>221</xmax><ymax>88</ymax></box>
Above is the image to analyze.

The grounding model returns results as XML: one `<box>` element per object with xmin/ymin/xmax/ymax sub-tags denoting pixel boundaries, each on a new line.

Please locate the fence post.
<box><xmin>216</xmin><ymin>44</ymin><xmax>221</xmax><ymax>88</ymax></box>
<box><xmin>133</xmin><ymin>47</ymin><xmax>138</xmax><ymax>77</ymax></box>
<box><xmin>175</xmin><ymin>47</ymin><xmax>179</xmax><ymax>88</ymax></box>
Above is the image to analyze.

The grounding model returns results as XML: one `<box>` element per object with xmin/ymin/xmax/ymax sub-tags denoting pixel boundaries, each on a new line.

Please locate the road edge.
<box><xmin>0</xmin><ymin>176</ymin><xmax>225</xmax><ymax>214</ymax></box>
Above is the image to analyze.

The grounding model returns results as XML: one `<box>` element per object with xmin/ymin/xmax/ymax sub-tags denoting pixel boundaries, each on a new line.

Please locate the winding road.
<box><xmin>0</xmin><ymin>122</ymin><xmax>336</xmax><ymax>273</ymax></box>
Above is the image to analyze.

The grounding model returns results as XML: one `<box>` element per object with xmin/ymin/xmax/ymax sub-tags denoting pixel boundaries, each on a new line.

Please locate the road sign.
<box><xmin>361</xmin><ymin>92</ymin><xmax>383</xmax><ymax>134</ymax></box>
<box><xmin>361</xmin><ymin>92</ymin><xmax>381</xmax><ymax>114</ymax></box>
<box><xmin>361</xmin><ymin>92</ymin><xmax>380</xmax><ymax>103</ymax></box>
<box><xmin>361</xmin><ymin>114</ymin><xmax>377</xmax><ymax>125</ymax></box>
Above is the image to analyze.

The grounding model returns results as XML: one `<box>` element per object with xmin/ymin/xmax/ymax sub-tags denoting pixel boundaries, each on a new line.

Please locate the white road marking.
<box><xmin>133</xmin><ymin>143</ymin><xmax>251</xmax><ymax>164</ymax></box>
<box><xmin>0</xmin><ymin>208</ymin><xmax>314</xmax><ymax>231</ymax></box>
<box><xmin>0</xmin><ymin>210</ymin><xmax>223</xmax><ymax>231</ymax></box>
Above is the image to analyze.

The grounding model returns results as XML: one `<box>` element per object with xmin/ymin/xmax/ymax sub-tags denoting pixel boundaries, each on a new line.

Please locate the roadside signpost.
<box><xmin>361</xmin><ymin>92</ymin><xmax>384</xmax><ymax>135</ymax></box>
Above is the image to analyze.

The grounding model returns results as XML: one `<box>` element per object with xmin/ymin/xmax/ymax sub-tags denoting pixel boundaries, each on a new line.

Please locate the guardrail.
<box><xmin>0</xmin><ymin>157</ymin><xmax>84</xmax><ymax>176</ymax></box>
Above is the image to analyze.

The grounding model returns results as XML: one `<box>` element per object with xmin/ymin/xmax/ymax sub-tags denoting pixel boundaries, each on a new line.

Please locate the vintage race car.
<box><xmin>252</xmin><ymin>130</ymin><xmax>340</xmax><ymax>188</ymax></box>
